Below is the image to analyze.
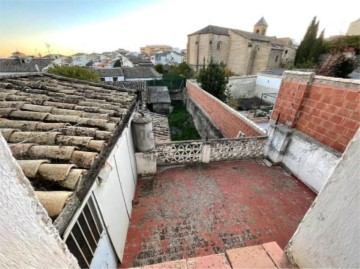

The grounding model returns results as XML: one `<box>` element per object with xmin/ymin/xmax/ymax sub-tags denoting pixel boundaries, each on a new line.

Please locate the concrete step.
<box><xmin>127</xmin><ymin>242</ymin><xmax>296</xmax><ymax>269</ymax></box>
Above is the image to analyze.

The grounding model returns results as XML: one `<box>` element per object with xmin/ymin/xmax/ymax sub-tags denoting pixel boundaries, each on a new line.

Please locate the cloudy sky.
<box><xmin>0</xmin><ymin>0</ymin><xmax>358</xmax><ymax>57</ymax></box>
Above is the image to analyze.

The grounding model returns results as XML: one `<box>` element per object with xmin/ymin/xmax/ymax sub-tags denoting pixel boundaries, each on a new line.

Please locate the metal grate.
<box><xmin>65</xmin><ymin>192</ymin><xmax>104</xmax><ymax>268</ymax></box>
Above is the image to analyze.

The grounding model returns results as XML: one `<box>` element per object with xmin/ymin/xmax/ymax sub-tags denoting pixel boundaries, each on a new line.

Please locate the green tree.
<box><xmin>317</xmin><ymin>48</ymin><xmax>356</xmax><ymax>78</ymax></box>
<box><xmin>48</xmin><ymin>66</ymin><xmax>100</xmax><ymax>83</ymax></box>
<box><xmin>168</xmin><ymin>62</ymin><xmax>194</xmax><ymax>79</ymax></box>
<box><xmin>196</xmin><ymin>59</ymin><xmax>229</xmax><ymax>101</ymax></box>
<box><xmin>155</xmin><ymin>64</ymin><xmax>165</xmax><ymax>74</ymax></box>
<box><xmin>113</xmin><ymin>59</ymin><xmax>122</xmax><ymax>67</ymax></box>
<box><xmin>295</xmin><ymin>17</ymin><xmax>324</xmax><ymax>67</ymax></box>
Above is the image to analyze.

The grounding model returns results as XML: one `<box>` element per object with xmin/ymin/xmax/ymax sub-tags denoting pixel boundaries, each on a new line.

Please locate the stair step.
<box><xmin>126</xmin><ymin>241</ymin><xmax>296</xmax><ymax>268</ymax></box>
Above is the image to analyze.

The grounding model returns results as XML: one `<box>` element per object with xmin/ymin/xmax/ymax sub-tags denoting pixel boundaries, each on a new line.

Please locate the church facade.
<box><xmin>187</xmin><ymin>17</ymin><xmax>296</xmax><ymax>75</ymax></box>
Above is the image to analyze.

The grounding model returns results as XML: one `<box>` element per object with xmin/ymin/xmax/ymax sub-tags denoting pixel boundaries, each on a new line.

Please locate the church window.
<box><xmin>217</xmin><ymin>41</ymin><xmax>222</xmax><ymax>50</ymax></box>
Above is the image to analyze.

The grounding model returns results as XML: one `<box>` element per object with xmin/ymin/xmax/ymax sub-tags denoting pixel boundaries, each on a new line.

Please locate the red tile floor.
<box><xmin>121</xmin><ymin>160</ymin><xmax>316</xmax><ymax>267</ymax></box>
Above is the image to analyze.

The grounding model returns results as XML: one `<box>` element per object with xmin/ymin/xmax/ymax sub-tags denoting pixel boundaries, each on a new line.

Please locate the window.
<box><xmin>217</xmin><ymin>41</ymin><xmax>222</xmax><ymax>50</ymax></box>
<box><xmin>64</xmin><ymin>193</ymin><xmax>104</xmax><ymax>268</ymax></box>
<box><xmin>100</xmin><ymin>78</ymin><xmax>105</xmax><ymax>82</ymax></box>
<box><xmin>256</xmin><ymin>29</ymin><xmax>259</xmax><ymax>34</ymax></box>
<box><xmin>275</xmin><ymin>56</ymin><xmax>279</xmax><ymax>62</ymax></box>
<box><xmin>113</xmin><ymin>77</ymin><xmax>118</xmax><ymax>82</ymax></box>
<box><xmin>285</xmin><ymin>50</ymin><xmax>288</xmax><ymax>54</ymax></box>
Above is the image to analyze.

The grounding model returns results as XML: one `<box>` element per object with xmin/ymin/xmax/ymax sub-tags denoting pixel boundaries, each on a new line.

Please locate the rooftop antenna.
<box><xmin>45</xmin><ymin>43</ymin><xmax>51</xmax><ymax>55</ymax></box>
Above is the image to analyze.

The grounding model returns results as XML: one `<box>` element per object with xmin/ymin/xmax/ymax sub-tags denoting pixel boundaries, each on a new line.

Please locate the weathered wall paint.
<box><xmin>286</xmin><ymin>130</ymin><xmax>360</xmax><ymax>268</ymax></box>
<box><xmin>265</xmin><ymin>123</ymin><xmax>340</xmax><ymax>193</ymax></box>
<box><xmin>0</xmin><ymin>134</ymin><xmax>79</xmax><ymax>268</ymax></box>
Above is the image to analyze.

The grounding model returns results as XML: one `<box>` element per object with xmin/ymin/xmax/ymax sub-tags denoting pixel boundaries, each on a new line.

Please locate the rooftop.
<box><xmin>123</xmin><ymin>67</ymin><xmax>162</xmax><ymax>79</ymax></box>
<box><xmin>0</xmin><ymin>73</ymin><xmax>137</xmax><ymax>230</ymax></box>
<box><xmin>189</xmin><ymin>25</ymin><xmax>275</xmax><ymax>42</ymax></box>
<box><xmin>0</xmin><ymin>58</ymin><xmax>53</xmax><ymax>73</ymax></box>
<box><xmin>147</xmin><ymin>86</ymin><xmax>171</xmax><ymax>104</ymax></box>
<box><xmin>121</xmin><ymin>160</ymin><xmax>315</xmax><ymax>267</ymax></box>
<box><xmin>95</xmin><ymin>68</ymin><xmax>124</xmax><ymax>78</ymax></box>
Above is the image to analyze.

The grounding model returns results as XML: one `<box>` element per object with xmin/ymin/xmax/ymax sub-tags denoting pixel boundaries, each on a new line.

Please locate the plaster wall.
<box><xmin>227</xmin><ymin>76</ymin><xmax>256</xmax><ymax>99</ymax></box>
<box><xmin>255</xmin><ymin>74</ymin><xmax>281</xmax><ymax>104</ymax></box>
<box><xmin>0</xmin><ymin>134</ymin><xmax>79</xmax><ymax>268</ymax></box>
<box><xmin>286</xmin><ymin>130</ymin><xmax>360</xmax><ymax>268</ymax></box>
<box><xmin>265</xmin><ymin>123</ymin><xmax>340</xmax><ymax>193</ymax></box>
<box><xmin>135</xmin><ymin>152</ymin><xmax>157</xmax><ymax>176</ymax></box>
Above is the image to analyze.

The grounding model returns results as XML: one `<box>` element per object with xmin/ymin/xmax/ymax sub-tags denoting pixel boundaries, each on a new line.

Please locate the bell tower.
<box><xmin>253</xmin><ymin>17</ymin><xmax>268</xmax><ymax>35</ymax></box>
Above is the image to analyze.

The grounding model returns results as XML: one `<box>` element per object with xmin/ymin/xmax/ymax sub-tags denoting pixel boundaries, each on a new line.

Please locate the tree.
<box><xmin>155</xmin><ymin>64</ymin><xmax>165</xmax><ymax>74</ymax></box>
<box><xmin>317</xmin><ymin>48</ymin><xmax>356</xmax><ymax>78</ymax></box>
<box><xmin>48</xmin><ymin>66</ymin><xmax>100</xmax><ymax>83</ymax></box>
<box><xmin>295</xmin><ymin>17</ymin><xmax>324</xmax><ymax>67</ymax></box>
<box><xmin>168</xmin><ymin>62</ymin><xmax>194</xmax><ymax>79</ymax></box>
<box><xmin>113</xmin><ymin>59</ymin><xmax>122</xmax><ymax>67</ymax></box>
<box><xmin>196</xmin><ymin>59</ymin><xmax>228</xmax><ymax>101</ymax></box>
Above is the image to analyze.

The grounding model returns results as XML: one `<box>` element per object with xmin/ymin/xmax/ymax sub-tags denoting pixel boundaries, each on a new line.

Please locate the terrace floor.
<box><xmin>121</xmin><ymin>160</ymin><xmax>316</xmax><ymax>268</ymax></box>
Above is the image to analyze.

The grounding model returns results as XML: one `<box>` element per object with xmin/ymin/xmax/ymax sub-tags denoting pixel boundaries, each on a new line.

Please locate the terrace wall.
<box><xmin>266</xmin><ymin>71</ymin><xmax>360</xmax><ymax>192</ymax></box>
<box><xmin>186</xmin><ymin>80</ymin><xmax>264</xmax><ymax>138</ymax></box>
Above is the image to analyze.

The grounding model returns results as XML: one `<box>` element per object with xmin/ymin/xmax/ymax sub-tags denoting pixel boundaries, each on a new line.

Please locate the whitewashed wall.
<box><xmin>94</xmin><ymin>126</ymin><xmax>137</xmax><ymax>262</ymax></box>
<box><xmin>254</xmin><ymin>74</ymin><xmax>282</xmax><ymax>104</ymax></box>
<box><xmin>286</xmin><ymin>130</ymin><xmax>360</xmax><ymax>268</ymax></box>
<box><xmin>0</xmin><ymin>134</ymin><xmax>79</xmax><ymax>268</ymax></box>
<box><xmin>265</xmin><ymin>124</ymin><xmax>340</xmax><ymax>193</ymax></box>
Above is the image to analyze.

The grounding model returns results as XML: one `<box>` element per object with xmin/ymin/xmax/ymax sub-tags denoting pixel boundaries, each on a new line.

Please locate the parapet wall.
<box><xmin>266</xmin><ymin>71</ymin><xmax>359</xmax><ymax>192</ymax></box>
<box><xmin>272</xmin><ymin>71</ymin><xmax>360</xmax><ymax>153</ymax></box>
<box><xmin>186</xmin><ymin>81</ymin><xmax>264</xmax><ymax>138</ymax></box>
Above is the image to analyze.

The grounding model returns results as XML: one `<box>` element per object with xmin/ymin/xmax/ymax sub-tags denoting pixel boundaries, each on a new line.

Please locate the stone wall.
<box><xmin>286</xmin><ymin>130</ymin><xmax>360</xmax><ymax>268</ymax></box>
<box><xmin>227</xmin><ymin>76</ymin><xmax>257</xmax><ymax>99</ymax></box>
<box><xmin>227</xmin><ymin>32</ymin><xmax>250</xmax><ymax>75</ymax></box>
<box><xmin>186</xmin><ymin>97</ymin><xmax>223</xmax><ymax>139</ymax></box>
<box><xmin>186</xmin><ymin>80</ymin><xmax>265</xmax><ymax>138</ymax></box>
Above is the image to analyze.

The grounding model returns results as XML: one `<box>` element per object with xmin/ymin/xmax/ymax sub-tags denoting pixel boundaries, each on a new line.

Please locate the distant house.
<box><xmin>96</xmin><ymin>68</ymin><xmax>125</xmax><ymax>82</ymax></box>
<box><xmin>347</xmin><ymin>18</ymin><xmax>360</xmax><ymax>36</ymax></box>
<box><xmin>151</xmin><ymin>51</ymin><xmax>184</xmax><ymax>65</ymax></box>
<box><xmin>122</xmin><ymin>67</ymin><xmax>162</xmax><ymax>81</ymax></box>
<box><xmin>72</xmin><ymin>54</ymin><xmax>90</xmax><ymax>66</ymax></box>
<box><xmin>147</xmin><ymin>86</ymin><xmax>171</xmax><ymax>114</ymax></box>
<box><xmin>140</xmin><ymin>45</ymin><xmax>172</xmax><ymax>55</ymax></box>
<box><xmin>187</xmin><ymin>17</ymin><xmax>297</xmax><ymax>75</ymax></box>
<box><xmin>126</xmin><ymin>55</ymin><xmax>153</xmax><ymax>67</ymax></box>
<box><xmin>0</xmin><ymin>58</ymin><xmax>53</xmax><ymax>76</ymax></box>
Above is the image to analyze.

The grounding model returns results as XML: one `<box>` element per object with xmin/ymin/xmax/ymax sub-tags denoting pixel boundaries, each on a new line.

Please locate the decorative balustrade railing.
<box><xmin>155</xmin><ymin>136</ymin><xmax>267</xmax><ymax>165</ymax></box>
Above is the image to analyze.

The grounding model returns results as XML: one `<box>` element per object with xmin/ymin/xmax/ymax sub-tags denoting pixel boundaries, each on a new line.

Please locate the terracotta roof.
<box><xmin>122</xmin><ymin>67</ymin><xmax>161</xmax><ymax>79</ymax></box>
<box><xmin>147</xmin><ymin>86</ymin><xmax>171</xmax><ymax>104</ymax></box>
<box><xmin>0</xmin><ymin>58</ymin><xmax>53</xmax><ymax>73</ymax></box>
<box><xmin>95</xmin><ymin>68</ymin><xmax>124</xmax><ymax>78</ymax></box>
<box><xmin>0</xmin><ymin>73</ymin><xmax>137</xmax><ymax>231</ymax></box>
<box><xmin>144</xmin><ymin>111</ymin><xmax>170</xmax><ymax>144</ymax></box>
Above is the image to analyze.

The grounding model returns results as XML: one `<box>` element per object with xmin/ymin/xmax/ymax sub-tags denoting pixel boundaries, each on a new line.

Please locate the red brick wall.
<box><xmin>272</xmin><ymin>73</ymin><xmax>360</xmax><ymax>152</ymax></box>
<box><xmin>186</xmin><ymin>81</ymin><xmax>263</xmax><ymax>138</ymax></box>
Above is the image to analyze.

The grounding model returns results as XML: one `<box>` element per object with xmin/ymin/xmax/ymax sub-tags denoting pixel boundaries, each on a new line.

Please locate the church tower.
<box><xmin>253</xmin><ymin>17</ymin><xmax>268</xmax><ymax>35</ymax></box>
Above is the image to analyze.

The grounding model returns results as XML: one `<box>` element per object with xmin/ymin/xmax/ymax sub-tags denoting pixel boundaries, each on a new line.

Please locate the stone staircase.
<box><xmin>128</xmin><ymin>242</ymin><xmax>296</xmax><ymax>269</ymax></box>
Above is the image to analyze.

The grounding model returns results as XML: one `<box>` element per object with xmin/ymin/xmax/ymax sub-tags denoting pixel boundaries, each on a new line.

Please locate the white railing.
<box><xmin>155</xmin><ymin>136</ymin><xmax>267</xmax><ymax>165</ymax></box>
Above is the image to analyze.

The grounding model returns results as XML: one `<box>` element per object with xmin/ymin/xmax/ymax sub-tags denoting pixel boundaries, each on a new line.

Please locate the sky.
<box><xmin>0</xmin><ymin>0</ymin><xmax>358</xmax><ymax>57</ymax></box>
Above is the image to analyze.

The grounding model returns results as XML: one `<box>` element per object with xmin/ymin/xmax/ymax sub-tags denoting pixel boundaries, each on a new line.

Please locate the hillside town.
<box><xmin>0</xmin><ymin>7</ymin><xmax>359</xmax><ymax>269</ymax></box>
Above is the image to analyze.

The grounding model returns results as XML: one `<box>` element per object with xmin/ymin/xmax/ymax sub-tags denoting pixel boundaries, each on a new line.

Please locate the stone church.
<box><xmin>187</xmin><ymin>17</ymin><xmax>296</xmax><ymax>75</ymax></box>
